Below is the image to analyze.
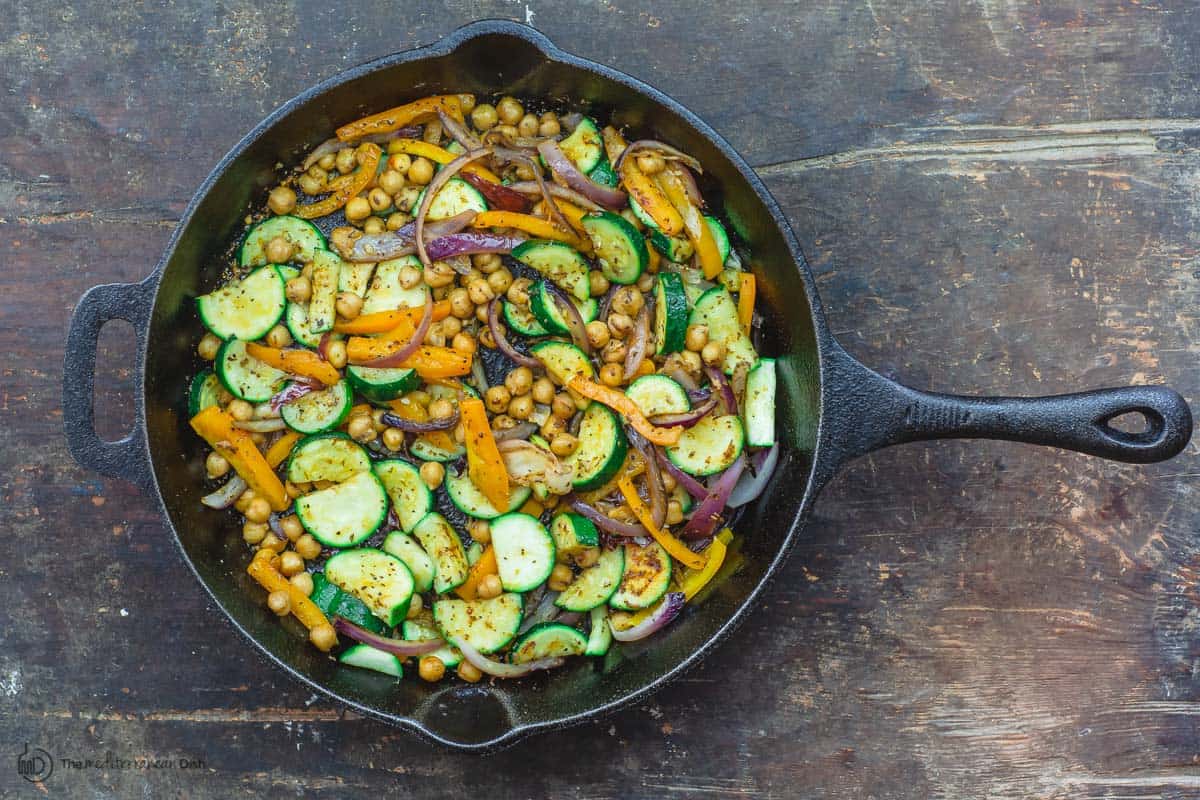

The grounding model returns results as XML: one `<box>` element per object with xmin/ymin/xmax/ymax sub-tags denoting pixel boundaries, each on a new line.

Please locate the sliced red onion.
<box><xmin>317</xmin><ymin>332</ymin><xmax>332</xmax><ymax>361</ymax></box>
<box><xmin>648</xmin><ymin>394</ymin><xmax>718</xmax><ymax>429</ymax></box>
<box><xmin>302</xmin><ymin>128</ymin><xmax>420</xmax><ymax>170</ymax></box>
<box><xmin>517</xmin><ymin>590</ymin><xmax>559</xmax><ymax>634</ymax></box>
<box><xmin>416</xmin><ymin>147</ymin><xmax>491</xmax><ymax>268</ymax></box>
<box><xmin>492</xmin><ymin>421</ymin><xmax>538</xmax><ymax>442</ymax></box>
<box><xmin>425</xmin><ymin>231</ymin><xmax>526</xmax><ymax>261</ymax></box>
<box><xmin>461</xmin><ymin>170</ymin><xmax>530</xmax><ymax>212</ymax></box>
<box><xmin>269</xmin><ymin>381</ymin><xmax>319</xmax><ymax>412</ymax></box>
<box><xmin>503</xmin><ymin>181</ymin><xmax>604</xmax><ymax>212</ymax></box>
<box><xmin>686</xmin><ymin>386</ymin><xmax>711</xmax><ymax>404</ymax></box>
<box><xmin>567</xmin><ymin>496</ymin><xmax>649</xmax><ymax>538</ymax></box>
<box><xmin>523</xmin><ymin>152</ymin><xmax>572</xmax><ymax>231</ymax></box>
<box><xmin>381</xmin><ymin>409</ymin><xmax>459</xmax><ymax>433</ymax></box>
<box><xmin>537</xmin><ymin>140</ymin><xmax>628</xmax><ymax>210</ymax></box>
<box><xmin>627</xmin><ymin>429</ymin><xmax>666</xmax><ymax>529</ymax></box>
<box><xmin>361</xmin><ymin>292</ymin><xmax>434</xmax><ymax>368</ymax></box>
<box><xmin>332</xmin><ymin>616</ymin><xmax>444</xmax><ymax>656</ymax></box>
<box><xmin>596</xmin><ymin>285</ymin><xmax>617</xmax><ymax>321</ymax></box>
<box><xmin>654</xmin><ymin>447</ymin><xmax>707</xmax><ymax>500</ymax></box>
<box><xmin>437</xmin><ymin>108</ymin><xmax>482</xmax><ymax>151</ymax></box>
<box><xmin>555</xmin><ymin>611</ymin><xmax>583</xmax><ymax>627</ymax></box>
<box><xmin>611</xmin><ymin>592</ymin><xmax>686</xmax><ymax>642</ymax></box>
<box><xmin>705</xmin><ymin>364</ymin><xmax>737</xmax><ymax>417</ymax></box>
<box><xmin>348</xmin><ymin>211</ymin><xmax>477</xmax><ymax>262</ymax></box>
<box><xmin>623</xmin><ymin>305</ymin><xmax>651</xmax><ymax>380</ymax></box>
<box><xmin>728</xmin><ymin>443</ymin><xmax>779</xmax><ymax>508</ymax></box>
<box><xmin>613</xmin><ymin>140</ymin><xmax>703</xmax><ymax>175</ymax></box>
<box><xmin>681</xmin><ymin>454</ymin><xmax>746</xmax><ymax>540</ymax></box>
<box><xmin>497</xmin><ymin>439</ymin><xmax>573</xmax><ymax>495</ymax></box>
<box><xmin>543</xmin><ymin>281</ymin><xmax>591</xmax><ymax>354</ymax></box>
<box><xmin>677</xmin><ymin>165</ymin><xmax>704</xmax><ymax>208</ymax></box>
<box><xmin>233</xmin><ymin>418</ymin><xmax>289</xmax><ymax>433</ymax></box>
<box><xmin>452</xmin><ymin>636</ymin><xmax>565</xmax><ymax>678</ymax></box>
<box><xmin>201</xmin><ymin>474</ymin><xmax>247</xmax><ymax>509</ymax></box>
<box><xmin>488</xmin><ymin>298</ymin><xmax>541</xmax><ymax>368</ymax></box>
<box><xmin>662</xmin><ymin>364</ymin><xmax>699</xmax><ymax>394</ymax></box>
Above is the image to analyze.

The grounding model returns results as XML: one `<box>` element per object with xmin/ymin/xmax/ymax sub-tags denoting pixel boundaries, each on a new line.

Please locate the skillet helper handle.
<box><xmin>63</xmin><ymin>279</ymin><xmax>156</xmax><ymax>490</ymax></box>
<box><xmin>825</xmin><ymin>341</ymin><xmax>1193</xmax><ymax>467</ymax></box>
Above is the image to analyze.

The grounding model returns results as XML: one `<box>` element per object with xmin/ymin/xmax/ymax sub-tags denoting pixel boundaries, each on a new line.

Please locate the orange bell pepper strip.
<box><xmin>737</xmin><ymin>273</ymin><xmax>756</xmax><ymax>337</ymax></box>
<box><xmin>645</xmin><ymin>241</ymin><xmax>661</xmax><ymax>273</ymax></box>
<box><xmin>190</xmin><ymin>407</ymin><xmax>289</xmax><ymax>511</ymax></box>
<box><xmin>656</xmin><ymin>167</ymin><xmax>723</xmax><ymax>278</ymax></box>
<box><xmin>345</xmin><ymin>344</ymin><xmax>470</xmax><ymax>378</ymax></box>
<box><xmin>460</xmin><ymin>397</ymin><xmax>510</xmax><ymax>511</ymax></box>
<box><xmin>264</xmin><ymin>431</ymin><xmax>302</xmax><ymax>469</ymax></box>
<box><xmin>384</xmin><ymin>140</ymin><xmax>501</xmax><ymax>183</ymax></box>
<box><xmin>471</xmin><ymin>211</ymin><xmax>581</xmax><ymax>246</ymax></box>
<box><xmin>454</xmin><ymin>545</ymin><xmax>498</xmax><ymax>601</ymax></box>
<box><xmin>601</xmin><ymin>125</ymin><xmax>627</xmax><ymax>165</ymax></box>
<box><xmin>295</xmin><ymin>143</ymin><xmax>381</xmax><ymax>219</ymax></box>
<box><xmin>618</xmin><ymin>477</ymin><xmax>706</xmax><ymax>570</ymax></box>
<box><xmin>335</xmin><ymin>300</ymin><xmax>452</xmax><ymax>335</ymax></box>
<box><xmin>244</xmin><ymin>342</ymin><xmax>341</xmax><ymax>386</ymax></box>
<box><xmin>621</xmin><ymin>163</ymin><xmax>683</xmax><ymax>236</ymax></box>
<box><xmin>567</xmin><ymin>376</ymin><xmax>682</xmax><ymax>446</ymax></box>
<box><xmin>247</xmin><ymin>558</ymin><xmax>333</xmax><ymax>634</ymax></box>
<box><xmin>385</xmin><ymin>398</ymin><xmax>458</xmax><ymax>452</ymax></box>
<box><xmin>518</xmin><ymin>497</ymin><xmax>545</xmax><ymax>518</ymax></box>
<box><xmin>336</xmin><ymin>95</ymin><xmax>463</xmax><ymax>142</ymax></box>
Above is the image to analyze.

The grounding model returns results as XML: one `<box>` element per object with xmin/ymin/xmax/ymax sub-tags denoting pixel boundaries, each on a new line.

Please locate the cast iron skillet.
<box><xmin>63</xmin><ymin>21</ymin><xmax>1193</xmax><ymax>751</ymax></box>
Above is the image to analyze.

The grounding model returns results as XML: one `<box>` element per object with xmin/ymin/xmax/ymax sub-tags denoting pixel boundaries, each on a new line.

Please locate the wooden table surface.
<box><xmin>4</xmin><ymin>2</ymin><xmax>1200</xmax><ymax>797</ymax></box>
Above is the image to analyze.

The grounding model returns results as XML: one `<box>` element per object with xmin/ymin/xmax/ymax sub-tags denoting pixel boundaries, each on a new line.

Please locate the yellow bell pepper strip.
<box><xmin>454</xmin><ymin>545</ymin><xmax>498</xmax><ymax>601</ymax></box>
<box><xmin>737</xmin><ymin>273</ymin><xmax>756</xmax><ymax>337</ymax></box>
<box><xmin>601</xmin><ymin>125</ymin><xmax>627</xmax><ymax>166</ymax></box>
<box><xmin>385</xmin><ymin>398</ymin><xmax>459</xmax><ymax>453</ymax></box>
<box><xmin>618</xmin><ymin>476</ymin><xmax>706</xmax><ymax>570</ymax></box>
<box><xmin>344</xmin><ymin>308</ymin><xmax>455</xmax><ymax>362</ymax></box>
<box><xmin>335</xmin><ymin>95</ymin><xmax>463</xmax><ymax>142</ymax></box>
<box><xmin>567</xmin><ymin>376</ymin><xmax>682</xmax><ymax>446</ymax></box>
<box><xmin>190</xmin><ymin>407</ymin><xmax>289</xmax><ymax>511</ymax></box>
<box><xmin>460</xmin><ymin>397</ymin><xmax>510</xmax><ymax>512</ymax></box>
<box><xmin>621</xmin><ymin>164</ymin><xmax>683</xmax><ymax>236</ymax></box>
<box><xmin>247</xmin><ymin>558</ymin><xmax>333</xmax><ymax>634</ymax></box>
<box><xmin>645</xmin><ymin>241</ymin><xmax>661</xmax><ymax>273</ymax></box>
<box><xmin>678</xmin><ymin>529</ymin><xmax>732</xmax><ymax>600</ymax></box>
<box><xmin>471</xmin><ymin>211</ymin><xmax>581</xmax><ymax>246</ymax></box>
<box><xmin>335</xmin><ymin>299</ymin><xmax>452</xmax><ymax>335</ymax></box>
<box><xmin>656</xmin><ymin>167</ymin><xmax>723</xmax><ymax>278</ymax></box>
<box><xmin>244</xmin><ymin>342</ymin><xmax>341</xmax><ymax>386</ymax></box>
<box><xmin>295</xmin><ymin>143</ymin><xmax>381</xmax><ymax>219</ymax></box>
<box><xmin>264</xmin><ymin>431</ymin><xmax>302</xmax><ymax>469</ymax></box>
<box><xmin>518</xmin><ymin>496</ymin><xmax>545</xmax><ymax>518</ymax></box>
<box><xmin>383</xmin><ymin>140</ymin><xmax>502</xmax><ymax>183</ymax></box>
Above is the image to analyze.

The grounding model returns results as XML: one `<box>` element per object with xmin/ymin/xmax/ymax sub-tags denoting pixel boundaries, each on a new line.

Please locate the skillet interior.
<box><xmin>143</xmin><ymin>21</ymin><xmax>823</xmax><ymax>749</ymax></box>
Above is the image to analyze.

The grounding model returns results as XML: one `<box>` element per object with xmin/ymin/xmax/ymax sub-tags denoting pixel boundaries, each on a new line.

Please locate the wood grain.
<box><xmin>3</xmin><ymin>1</ymin><xmax>1199</xmax><ymax>797</ymax></box>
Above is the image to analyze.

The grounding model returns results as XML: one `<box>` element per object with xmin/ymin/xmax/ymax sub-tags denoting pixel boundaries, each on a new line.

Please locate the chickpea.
<box><xmin>382</xmin><ymin>427</ymin><xmax>405</xmax><ymax>451</ymax></box>
<box><xmin>575</xmin><ymin>547</ymin><xmax>601</xmax><ymax>568</ymax></box>
<box><xmin>508</xmin><ymin>394</ymin><xmax>534</xmax><ymax>421</ymax></box>
<box><xmin>550</xmin><ymin>433</ymin><xmax>579</xmax><ymax>456</ymax></box>
<box><xmin>599</xmin><ymin>363</ymin><xmax>624</xmax><ymax>387</ymax></box>
<box><xmin>354</xmin><ymin>143</ymin><xmax>376</xmax><ymax>166</ymax></box>
<box><xmin>493</xmin><ymin>123</ymin><xmax>519</xmax><ymax>142</ymax></box>
<box><xmin>279</xmin><ymin>551</ymin><xmax>305</xmax><ymax>577</ymax></box>
<box><xmin>317</xmin><ymin>153</ymin><xmax>337</xmax><ymax>171</ymax></box>
<box><xmin>477</xmin><ymin>573</ymin><xmax>503</xmax><ymax>600</ymax></box>
<box><xmin>279</xmin><ymin>515</ymin><xmax>304</xmax><ymax>542</ymax></box>
<box><xmin>363</xmin><ymin>216</ymin><xmax>384</xmax><ymax>235</ymax></box>
<box><xmin>685</xmin><ymin>323</ymin><xmax>709</xmax><ymax>352</ymax></box>
<box><xmin>268</xmin><ymin>186</ymin><xmax>297</xmax><ymax>215</ymax></box>
<box><xmin>386</xmin><ymin>211</ymin><xmax>409</xmax><ymax>231</ymax></box>
<box><xmin>504</xmin><ymin>366</ymin><xmax>534</xmax><ymax>397</ymax></box>
<box><xmin>260</xmin><ymin>532</ymin><xmax>286</xmax><ymax>553</ymax></box>
<box><xmin>667</xmin><ymin>499</ymin><xmax>685</xmax><ymax>526</ymax></box>
<box><xmin>478</xmin><ymin>325</ymin><xmax>496</xmax><ymax>349</ymax></box>
<box><xmin>245</xmin><ymin>497</ymin><xmax>272</xmax><ymax>524</ymax></box>
<box><xmin>608</xmin><ymin>312</ymin><xmax>634</xmax><ymax>338</ymax></box>
<box><xmin>701</xmin><ymin>340</ymin><xmax>726</xmax><ymax>366</ymax></box>
<box><xmin>467</xmin><ymin>278</ymin><xmax>494</xmax><ymax>305</ymax></box>
<box><xmin>611</xmin><ymin>286</ymin><xmax>644</xmax><ymax>316</ymax></box>
<box><xmin>420</xmin><ymin>460</ymin><xmax>445</xmax><ymax>489</ymax></box>
<box><xmin>385</xmin><ymin>146</ymin><xmax>412</xmax><ymax>167</ymax></box>
<box><xmin>408</xmin><ymin>390</ymin><xmax>432</xmax><ymax>407</ymax></box>
<box><xmin>456</xmin><ymin>660</ymin><xmax>483</xmax><ymax>683</ymax></box>
<box><xmin>661</xmin><ymin>471</ymin><xmax>677</xmax><ymax>493</ymax></box>
<box><xmin>335</xmin><ymin>291</ymin><xmax>363</xmax><ymax>320</ymax></box>
<box><xmin>345</xmin><ymin>196</ymin><xmax>371</xmax><ymax>222</ymax></box>
<box><xmin>301</xmin><ymin>263</ymin><xmax>314</xmax><ymax>280</ymax></box>
<box><xmin>364</xmin><ymin>187</ymin><xmax>389</xmax><ymax>213</ymax></box>
<box><xmin>589</xmin><ymin>271</ymin><xmax>610</xmax><ymax>297</ymax></box>
<box><xmin>407</xmin><ymin>157</ymin><xmax>434</xmax><ymax>185</ymax></box>
<box><xmin>496</xmin><ymin>96</ymin><xmax>524</xmax><ymax>126</ymax></box>
<box><xmin>601</xmin><ymin>339</ymin><xmax>627</xmax><ymax>364</ymax></box>
<box><xmin>551</xmin><ymin>393</ymin><xmax>576</xmax><ymax>419</ymax></box>
<box><xmin>267</xmin><ymin>590</ymin><xmax>291</xmax><ymax>616</ymax></box>
<box><xmin>517</xmin><ymin>112</ymin><xmax>540</xmax><ymax>138</ymax></box>
<box><xmin>424</xmin><ymin>262</ymin><xmax>457</xmax><ymax>289</ymax></box>
<box><xmin>468</xmin><ymin>518</ymin><xmax>491</xmax><ymax>544</ymax></box>
<box><xmin>228</xmin><ymin>399</ymin><xmax>254</xmax><ymax>421</ymax></box>
<box><xmin>378</xmin><ymin>169</ymin><xmax>405</xmax><ymax>195</ymax></box>
<box><xmin>242</xmin><ymin>521</ymin><xmax>268</xmax><ymax>545</ymax></box>
<box><xmin>234</xmin><ymin>488</ymin><xmax>257</xmax><ymax>513</ymax></box>
<box><xmin>506</xmin><ymin>277</ymin><xmax>533</xmax><ymax>306</ymax></box>
<box><xmin>429</xmin><ymin>398</ymin><xmax>455</xmax><ymax>420</ymax></box>
<box><xmin>680</xmin><ymin>350</ymin><xmax>703</xmax><ymax>376</ymax></box>
<box><xmin>579</xmin><ymin>320</ymin><xmax>608</xmax><ymax>350</ymax></box>
<box><xmin>205</xmin><ymin>451</ymin><xmax>230</xmax><ymax>479</ymax></box>
<box><xmin>289</xmin><ymin>571</ymin><xmax>314</xmax><ymax>596</ymax></box>
<box><xmin>636</xmin><ymin>153</ymin><xmax>666</xmax><ymax>175</ymax></box>
<box><xmin>486</xmin><ymin>267</ymin><xmax>513</xmax><ymax>296</ymax></box>
<box><xmin>347</xmin><ymin>414</ymin><xmax>375</xmax><ymax>443</ymax></box>
<box><xmin>335</xmin><ymin>147</ymin><xmax>357</xmax><ymax>174</ymax></box>
<box><xmin>326</xmin><ymin>339</ymin><xmax>348</xmax><ymax>369</ymax></box>
<box><xmin>397</xmin><ymin>186</ymin><xmax>422</xmax><ymax>212</ymax></box>
<box><xmin>297</xmin><ymin>173</ymin><xmax>323</xmax><ymax>195</ymax></box>
<box><xmin>451</xmin><ymin>332</ymin><xmax>477</xmax><ymax>355</ymax></box>
<box><xmin>548</xmin><ymin>563</ymin><xmax>574</xmax><ymax>592</ymax></box>
<box><xmin>473</xmin><ymin>252</ymin><xmax>502</xmax><ymax>273</ymax></box>
<box><xmin>310</xmin><ymin>623</ymin><xmax>338</xmax><ymax>652</ymax></box>
<box><xmin>485</xmin><ymin>385</ymin><xmax>511</xmax><ymax>413</ymax></box>
<box><xmin>265</xmin><ymin>323</ymin><xmax>292</xmax><ymax>349</ymax></box>
<box><xmin>197</xmin><ymin>333</ymin><xmax>221</xmax><ymax>361</ymax></box>
<box><xmin>457</xmin><ymin>93</ymin><xmax>477</xmax><ymax>113</ymax></box>
<box><xmin>541</xmin><ymin>415</ymin><xmax>568</xmax><ymax>439</ymax></box>
<box><xmin>252</xmin><ymin>546</ymin><xmax>276</xmax><ymax>564</ymax></box>
<box><xmin>531</xmin><ymin>377</ymin><xmax>556</xmax><ymax>406</ymax></box>
<box><xmin>538</xmin><ymin>117</ymin><xmax>561</xmax><ymax>138</ymax></box>
<box><xmin>371</xmin><ymin>408</ymin><xmax>389</xmax><ymax>432</ymax></box>
<box><xmin>295</xmin><ymin>534</ymin><xmax>322</xmax><ymax>560</ymax></box>
<box><xmin>413</xmin><ymin>654</ymin><xmax>445</xmax><ymax>682</ymax></box>
<box><xmin>491</xmin><ymin>414</ymin><xmax>517</xmax><ymax>431</ymax></box>
<box><xmin>471</xmin><ymin>103</ymin><xmax>498</xmax><ymax>131</ymax></box>
<box><xmin>265</xmin><ymin>236</ymin><xmax>295</xmax><ymax>265</ymax></box>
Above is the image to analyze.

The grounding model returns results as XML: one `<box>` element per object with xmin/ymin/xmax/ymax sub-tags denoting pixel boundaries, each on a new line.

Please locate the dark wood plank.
<box><xmin>3</xmin><ymin>1</ymin><xmax>1200</xmax><ymax>798</ymax></box>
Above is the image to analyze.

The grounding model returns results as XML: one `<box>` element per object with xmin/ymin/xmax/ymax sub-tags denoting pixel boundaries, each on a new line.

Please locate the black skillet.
<box><xmin>63</xmin><ymin>21</ymin><xmax>1193</xmax><ymax>751</ymax></box>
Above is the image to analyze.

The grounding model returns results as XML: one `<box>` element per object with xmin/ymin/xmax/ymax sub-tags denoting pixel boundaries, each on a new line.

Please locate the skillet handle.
<box><xmin>822</xmin><ymin>340</ymin><xmax>1193</xmax><ymax>473</ymax></box>
<box><xmin>63</xmin><ymin>279</ymin><xmax>155</xmax><ymax>490</ymax></box>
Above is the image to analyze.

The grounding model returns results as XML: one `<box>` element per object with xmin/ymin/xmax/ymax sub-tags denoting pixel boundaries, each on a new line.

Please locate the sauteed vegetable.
<box><xmin>189</xmin><ymin>93</ymin><xmax>777</xmax><ymax>683</ymax></box>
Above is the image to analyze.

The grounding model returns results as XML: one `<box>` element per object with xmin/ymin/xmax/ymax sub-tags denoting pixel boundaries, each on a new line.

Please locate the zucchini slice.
<box><xmin>744</xmin><ymin>358</ymin><xmax>777</xmax><ymax>447</ymax></box>
<box><xmin>280</xmin><ymin>379</ymin><xmax>353</xmax><ymax>434</ymax></box>
<box><xmin>503</xmin><ymin>300</ymin><xmax>549</xmax><ymax>337</ymax></box>
<box><xmin>654</xmin><ymin>271</ymin><xmax>689</xmax><ymax>354</ymax></box>
<box><xmin>307</xmin><ymin>250</ymin><xmax>341</xmax><ymax>335</ymax></box>
<box><xmin>666</xmin><ymin>414</ymin><xmax>745</xmax><ymax>476</ymax></box>
<box><xmin>338</xmin><ymin>261</ymin><xmax>376</xmax><ymax>298</ymax></box>
<box><xmin>490</xmin><ymin>513</ymin><xmax>556</xmax><ymax>593</ymax></box>
<box><xmin>445</xmin><ymin>468</ymin><xmax>531</xmax><ymax>519</ymax></box>
<box><xmin>609</xmin><ymin>542</ymin><xmax>672</xmax><ymax>611</ymax></box>
<box><xmin>286</xmin><ymin>433</ymin><xmax>371</xmax><ymax>484</ymax></box>
<box><xmin>309</xmin><ymin>573</ymin><xmax>384</xmax><ymax>634</ymax></box>
<box><xmin>284</xmin><ymin>302</ymin><xmax>332</xmax><ymax>348</ymax></box>
<box><xmin>295</xmin><ymin>471</ymin><xmax>389</xmax><ymax>548</ymax></box>
<box><xmin>338</xmin><ymin>644</ymin><xmax>403</xmax><ymax>678</ymax></box>
<box><xmin>562</xmin><ymin>401</ymin><xmax>628</xmax><ymax>491</ymax></box>
<box><xmin>549</xmin><ymin>512</ymin><xmax>599</xmax><ymax>562</ymax></box>
<box><xmin>528</xmin><ymin>280</ymin><xmax>600</xmax><ymax>336</ymax></box>
<box><xmin>346</xmin><ymin>365</ymin><xmax>420</xmax><ymax>403</ymax></box>
<box><xmin>416</xmin><ymin>177</ymin><xmax>488</xmax><ymax>220</ymax></box>
<box><xmin>530</xmin><ymin>340</ymin><xmax>595</xmax><ymax>387</ymax></box>
<box><xmin>433</xmin><ymin>592</ymin><xmax>524</xmax><ymax>654</ymax></box>
<box><xmin>510</xmin><ymin>622</ymin><xmax>587</xmax><ymax>664</ymax></box>
<box><xmin>215</xmin><ymin>338</ymin><xmax>287</xmax><ymax>403</ymax></box>
<box><xmin>402</xmin><ymin>619</ymin><xmax>461</xmax><ymax>667</ymax></box>
<box><xmin>588</xmin><ymin>156</ymin><xmax>618</xmax><ymax>188</ymax></box>
<box><xmin>629</xmin><ymin>197</ymin><xmax>659</xmax><ymax>231</ymax></box>
<box><xmin>410</xmin><ymin>435</ymin><xmax>465</xmax><ymax>462</ymax></box>
<box><xmin>687</xmin><ymin>287</ymin><xmax>757</xmax><ymax>375</ymax></box>
<box><xmin>559</xmin><ymin>116</ymin><xmax>605</xmax><ymax>173</ymax></box>
<box><xmin>556</xmin><ymin>546</ymin><xmax>624</xmax><ymax>612</ymax></box>
<box><xmin>649</xmin><ymin>230</ymin><xmax>694</xmax><ymax>264</ymax></box>
<box><xmin>324</xmin><ymin>547</ymin><xmax>414</xmax><ymax>626</ymax></box>
<box><xmin>585</xmin><ymin>606</ymin><xmax>613</xmax><ymax>656</ymax></box>
<box><xmin>238</xmin><ymin>215</ymin><xmax>327</xmax><ymax>268</ymax></box>
<box><xmin>381</xmin><ymin>531</ymin><xmax>435</xmax><ymax>593</ymax></box>
<box><xmin>581</xmin><ymin>211</ymin><xmax>648</xmax><ymax>285</ymax></box>
<box><xmin>512</xmin><ymin>240</ymin><xmax>591</xmax><ymax>301</ymax></box>
<box><xmin>625</xmin><ymin>374</ymin><xmax>690</xmax><ymax>418</ymax></box>
<box><xmin>188</xmin><ymin>369</ymin><xmax>223</xmax><ymax>417</ymax></box>
<box><xmin>196</xmin><ymin>265</ymin><xmax>287</xmax><ymax>341</ymax></box>
<box><xmin>374</xmin><ymin>460</ymin><xmax>433</xmax><ymax>532</ymax></box>
<box><xmin>411</xmin><ymin>512</ymin><xmax>470</xmax><ymax>594</ymax></box>
<box><xmin>362</xmin><ymin>256</ymin><xmax>428</xmax><ymax>316</ymax></box>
